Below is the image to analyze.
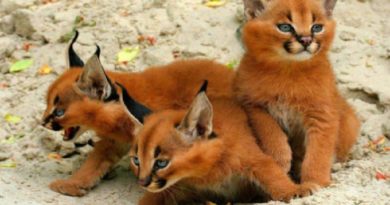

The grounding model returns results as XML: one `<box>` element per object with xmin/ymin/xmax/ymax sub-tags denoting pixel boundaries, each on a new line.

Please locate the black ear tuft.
<box><xmin>197</xmin><ymin>80</ymin><xmax>208</xmax><ymax>94</ymax></box>
<box><xmin>94</xmin><ymin>44</ymin><xmax>101</xmax><ymax>58</ymax></box>
<box><xmin>117</xmin><ymin>83</ymin><xmax>152</xmax><ymax>123</ymax></box>
<box><xmin>68</xmin><ymin>30</ymin><xmax>84</xmax><ymax>68</ymax></box>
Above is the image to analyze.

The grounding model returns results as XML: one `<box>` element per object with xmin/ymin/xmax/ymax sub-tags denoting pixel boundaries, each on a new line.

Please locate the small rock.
<box><xmin>0</xmin><ymin>36</ymin><xmax>17</xmax><ymax>59</ymax></box>
<box><xmin>58</xmin><ymin>142</ymin><xmax>76</xmax><ymax>156</ymax></box>
<box><xmin>0</xmin><ymin>145</ymin><xmax>11</xmax><ymax>161</ymax></box>
<box><xmin>142</xmin><ymin>46</ymin><xmax>174</xmax><ymax>66</ymax></box>
<box><xmin>332</xmin><ymin>163</ymin><xmax>343</xmax><ymax>172</ymax></box>
<box><xmin>0</xmin><ymin>15</ymin><xmax>15</xmax><ymax>34</ymax></box>
<box><xmin>12</xmin><ymin>9</ymin><xmax>36</xmax><ymax>38</ymax></box>
<box><xmin>0</xmin><ymin>0</ymin><xmax>35</xmax><ymax>14</ymax></box>
<box><xmin>40</xmin><ymin>132</ymin><xmax>62</xmax><ymax>151</ymax></box>
<box><xmin>339</xmin><ymin>30</ymin><xmax>356</xmax><ymax>41</ymax></box>
<box><xmin>22</xmin><ymin>148</ymin><xmax>40</xmax><ymax>160</ymax></box>
<box><xmin>0</xmin><ymin>152</ymin><xmax>11</xmax><ymax>161</ymax></box>
<box><xmin>0</xmin><ymin>61</ymin><xmax>11</xmax><ymax>74</ymax></box>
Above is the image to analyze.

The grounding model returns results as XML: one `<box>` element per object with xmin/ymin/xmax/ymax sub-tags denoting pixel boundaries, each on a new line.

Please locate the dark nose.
<box><xmin>138</xmin><ymin>176</ymin><xmax>152</xmax><ymax>187</ymax></box>
<box><xmin>298</xmin><ymin>36</ymin><xmax>312</xmax><ymax>47</ymax></box>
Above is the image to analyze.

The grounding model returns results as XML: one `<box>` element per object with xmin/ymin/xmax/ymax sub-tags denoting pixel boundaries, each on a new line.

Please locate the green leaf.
<box><xmin>0</xmin><ymin>159</ymin><xmax>16</xmax><ymax>168</ymax></box>
<box><xmin>226</xmin><ymin>59</ymin><xmax>238</xmax><ymax>70</ymax></box>
<box><xmin>9</xmin><ymin>59</ymin><xmax>33</xmax><ymax>73</ymax></box>
<box><xmin>4</xmin><ymin>114</ymin><xmax>22</xmax><ymax>124</ymax></box>
<box><xmin>117</xmin><ymin>47</ymin><xmax>140</xmax><ymax>63</ymax></box>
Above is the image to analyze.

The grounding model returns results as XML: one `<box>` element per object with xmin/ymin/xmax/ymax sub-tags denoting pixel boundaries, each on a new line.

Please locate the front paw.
<box><xmin>270</xmin><ymin>182</ymin><xmax>316</xmax><ymax>202</ymax></box>
<box><xmin>49</xmin><ymin>179</ymin><xmax>90</xmax><ymax>196</ymax></box>
<box><xmin>270</xmin><ymin>184</ymin><xmax>298</xmax><ymax>202</ymax></box>
<box><xmin>297</xmin><ymin>182</ymin><xmax>320</xmax><ymax>197</ymax></box>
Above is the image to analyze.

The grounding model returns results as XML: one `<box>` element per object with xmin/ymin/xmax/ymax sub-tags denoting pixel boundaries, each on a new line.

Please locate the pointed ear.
<box><xmin>68</xmin><ymin>30</ymin><xmax>84</xmax><ymax>68</ymax></box>
<box><xmin>243</xmin><ymin>0</ymin><xmax>269</xmax><ymax>20</ymax></box>
<box><xmin>322</xmin><ymin>0</ymin><xmax>337</xmax><ymax>17</ymax></box>
<box><xmin>177</xmin><ymin>83</ymin><xmax>213</xmax><ymax>143</ymax></box>
<box><xmin>74</xmin><ymin>47</ymin><xmax>117</xmax><ymax>101</ymax></box>
<box><xmin>117</xmin><ymin>83</ymin><xmax>152</xmax><ymax>124</ymax></box>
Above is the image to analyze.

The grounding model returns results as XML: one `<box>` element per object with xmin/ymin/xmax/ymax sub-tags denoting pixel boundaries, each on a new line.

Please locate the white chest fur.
<box><xmin>266</xmin><ymin>103</ymin><xmax>306</xmax><ymax>138</ymax></box>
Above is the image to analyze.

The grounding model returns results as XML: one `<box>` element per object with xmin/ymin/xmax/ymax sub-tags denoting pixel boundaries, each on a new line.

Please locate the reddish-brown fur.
<box><xmin>43</xmin><ymin>60</ymin><xmax>234</xmax><ymax>196</ymax></box>
<box><xmin>234</xmin><ymin>0</ymin><xmax>360</xmax><ymax>187</ymax></box>
<box><xmin>130</xmin><ymin>95</ymin><xmax>318</xmax><ymax>204</ymax></box>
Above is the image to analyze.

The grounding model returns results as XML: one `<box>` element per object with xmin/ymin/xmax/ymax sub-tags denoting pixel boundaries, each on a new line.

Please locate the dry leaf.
<box><xmin>48</xmin><ymin>153</ymin><xmax>62</xmax><ymax>160</ymax></box>
<box><xmin>38</xmin><ymin>64</ymin><xmax>53</xmax><ymax>75</ymax></box>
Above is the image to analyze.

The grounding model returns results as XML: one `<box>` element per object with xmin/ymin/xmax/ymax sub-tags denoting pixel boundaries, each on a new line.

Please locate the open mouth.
<box><xmin>63</xmin><ymin>126</ymin><xmax>80</xmax><ymax>141</ymax></box>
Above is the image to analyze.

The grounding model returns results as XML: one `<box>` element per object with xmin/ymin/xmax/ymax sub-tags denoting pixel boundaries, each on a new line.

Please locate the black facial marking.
<box><xmin>54</xmin><ymin>96</ymin><xmax>59</xmax><ymax>104</ymax></box>
<box><xmin>312</xmin><ymin>14</ymin><xmax>316</xmax><ymax>22</ymax></box>
<box><xmin>157</xmin><ymin>178</ymin><xmax>167</xmax><ymax>188</ymax></box>
<box><xmin>134</xmin><ymin>145</ymin><xmax>138</xmax><ymax>155</ymax></box>
<box><xmin>52</xmin><ymin>121</ymin><xmax>63</xmax><ymax>131</ymax></box>
<box><xmin>62</xmin><ymin>151</ymin><xmax>80</xmax><ymax>158</ymax></box>
<box><xmin>68</xmin><ymin>30</ymin><xmax>84</xmax><ymax>68</ymax></box>
<box><xmin>208</xmin><ymin>132</ymin><xmax>218</xmax><ymax>140</ymax></box>
<box><xmin>74</xmin><ymin>139</ymin><xmax>95</xmax><ymax>147</ymax></box>
<box><xmin>154</xmin><ymin>146</ymin><xmax>161</xmax><ymax>158</ymax></box>
<box><xmin>197</xmin><ymin>80</ymin><xmax>208</xmax><ymax>94</ymax></box>
<box><xmin>117</xmin><ymin>83</ymin><xmax>152</xmax><ymax>123</ymax></box>
<box><xmin>283</xmin><ymin>41</ymin><xmax>292</xmax><ymax>53</ymax></box>
<box><xmin>287</xmin><ymin>12</ymin><xmax>292</xmax><ymax>22</ymax></box>
<box><xmin>42</xmin><ymin>114</ymin><xmax>53</xmax><ymax>126</ymax></box>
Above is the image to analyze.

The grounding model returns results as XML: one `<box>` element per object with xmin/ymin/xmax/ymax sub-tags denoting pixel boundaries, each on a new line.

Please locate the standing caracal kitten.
<box><xmin>234</xmin><ymin>0</ymin><xmax>360</xmax><ymax>187</ymax></box>
<box><xmin>123</xmin><ymin>82</ymin><xmax>317</xmax><ymax>204</ymax></box>
<box><xmin>41</xmin><ymin>31</ymin><xmax>234</xmax><ymax>196</ymax></box>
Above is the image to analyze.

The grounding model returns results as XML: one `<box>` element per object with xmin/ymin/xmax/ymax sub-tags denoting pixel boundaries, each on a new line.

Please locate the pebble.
<box><xmin>12</xmin><ymin>9</ymin><xmax>37</xmax><ymax>38</ymax></box>
<box><xmin>0</xmin><ymin>152</ymin><xmax>11</xmax><ymax>161</ymax></box>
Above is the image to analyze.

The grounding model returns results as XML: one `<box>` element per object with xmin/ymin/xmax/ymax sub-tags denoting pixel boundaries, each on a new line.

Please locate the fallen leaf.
<box><xmin>138</xmin><ymin>35</ymin><xmax>145</xmax><ymax>42</ymax></box>
<box><xmin>117</xmin><ymin>47</ymin><xmax>140</xmax><ymax>64</ymax></box>
<box><xmin>48</xmin><ymin>153</ymin><xmax>62</xmax><ymax>160</ymax></box>
<box><xmin>0</xmin><ymin>82</ymin><xmax>9</xmax><ymax>89</ymax></box>
<box><xmin>4</xmin><ymin>114</ymin><xmax>22</xmax><ymax>124</ymax></box>
<box><xmin>226</xmin><ymin>60</ymin><xmax>238</xmax><ymax>70</ymax></box>
<box><xmin>0</xmin><ymin>159</ymin><xmax>16</xmax><ymax>168</ymax></box>
<box><xmin>74</xmin><ymin>16</ymin><xmax>84</xmax><ymax>25</ymax></box>
<box><xmin>365</xmin><ymin>135</ymin><xmax>388</xmax><ymax>152</ymax></box>
<box><xmin>204</xmin><ymin>0</ymin><xmax>226</xmax><ymax>8</ymax></box>
<box><xmin>23</xmin><ymin>42</ymin><xmax>32</xmax><ymax>52</ymax></box>
<box><xmin>146</xmin><ymin>36</ymin><xmax>157</xmax><ymax>45</ymax></box>
<box><xmin>138</xmin><ymin>35</ymin><xmax>157</xmax><ymax>45</ymax></box>
<box><xmin>38</xmin><ymin>64</ymin><xmax>53</xmax><ymax>75</ymax></box>
<box><xmin>9</xmin><ymin>59</ymin><xmax>33</xmax><ymax>73</ymax></box>
<box><xmin>372</xmin><ymin>135</ymin><xmax>386</xmax><ymax>145</ymax></box>
<box><xmin>375</xmin><ymin>171</ymin><xmax>389</xmax><ymax>180</ymax></box>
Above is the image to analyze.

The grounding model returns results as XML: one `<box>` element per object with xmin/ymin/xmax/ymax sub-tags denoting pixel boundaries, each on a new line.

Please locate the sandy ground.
<box><xmin>0</xmin><ymin>0</ymin><xmax>389</xmax><ymax>204</ymax></box>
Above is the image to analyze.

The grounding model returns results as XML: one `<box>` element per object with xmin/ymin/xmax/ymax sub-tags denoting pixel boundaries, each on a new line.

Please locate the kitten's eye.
<box><xmin>133</xmin><ymin>157</ymin><xmax>140</xmax><ymax>166</ymax></box>
<box><xmin>311</xmin><ymin>24</ymin><xmax>323</xmax><ymax>33</ymax></box>
<box><xmin>54</xmin><ymin>109</ymin><xmax>65</xmax><ymax>117</ymax></box>
<box><xmin>154</xmin><ymin>159</ymin><xmax>169</xmax><ymax>169</ymax></box>
<box><xmin>277</xmin><ymin>24</ymin><xmax>294</xmax><ymax>33</ymax></box>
